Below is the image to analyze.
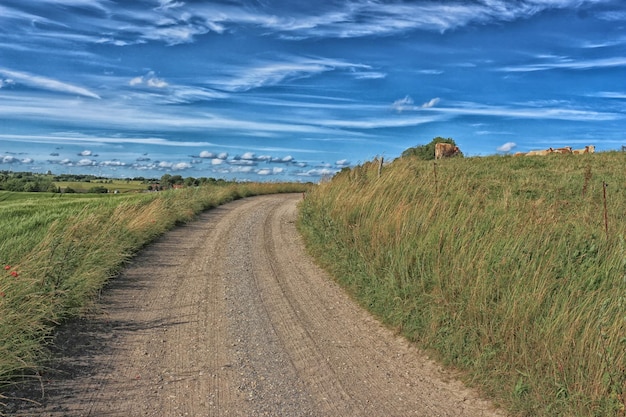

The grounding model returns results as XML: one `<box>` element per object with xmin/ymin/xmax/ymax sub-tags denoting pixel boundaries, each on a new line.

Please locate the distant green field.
<box><xmin>0</xmin><ymin>190</ymin><xmax>118</xmax><ymax>202</ymax></box>
<box><xmin>53</xmin><ymin>179</ymin><xmax>148</xmax><ymax>193</ymax></box>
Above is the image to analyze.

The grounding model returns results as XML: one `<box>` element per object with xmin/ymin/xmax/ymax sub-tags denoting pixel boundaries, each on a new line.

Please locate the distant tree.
<box><xmin>160</xmin><ymin>174</ymin><xmax>173</xmax><ymax>189</ymax></box>
<box><xmin>185</xmin><ymin>177</ymin><xmax>199</xmax><ymax>187</ymax></box>
<box><xmin>4</xmin><ymin>178</ymin><xmax>25</xmax><ymax>191</ymax></box>
<box><xmin>401</xmin><ymin>137</ymin><xmax>461</xmax><ymax>160</ymax></box>
<box><xmin>171</xmin><ymin>175</ymin><xmax>184</xmax><ymax>186</ymax></box>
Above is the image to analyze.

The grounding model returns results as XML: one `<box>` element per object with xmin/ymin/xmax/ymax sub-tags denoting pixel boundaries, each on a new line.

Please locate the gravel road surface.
<box><xmin>4</xmin><ymin>194</ymin><xmax>505</xmax><ymax>417</ymax></box>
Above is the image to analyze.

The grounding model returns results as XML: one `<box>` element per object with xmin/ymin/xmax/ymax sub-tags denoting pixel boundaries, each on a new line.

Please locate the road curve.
<box><xmin>7</xmin><ymin>194</ymin><xmax>505</xmax><ymax>417</ymax></box>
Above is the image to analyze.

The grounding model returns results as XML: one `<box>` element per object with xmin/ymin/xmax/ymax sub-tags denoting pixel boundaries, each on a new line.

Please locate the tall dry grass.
<box><xmin>298</xmin><ymin>152</ymin><xmax>625</xmax><ymax>416</ymax></box>
<box><xmin>0</xmin><ymin>182</ymin><xmax>308</xmax><ymax>394</ymax></box>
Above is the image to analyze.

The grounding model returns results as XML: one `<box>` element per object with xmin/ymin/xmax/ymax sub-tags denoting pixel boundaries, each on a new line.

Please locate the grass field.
<box><xmin>298</xmin><ymin>152</ymin><xmax>626</xmax><ymax>417</ymax></box>
<box><xmin>0</xmin><ymin>181</ymin><xmax>308</xmax><ymax>394</ymax></box>
<box><xmin>53</xmin><ymin>179</ymin><xmax>149</xmax><ymax>193</ymax></box>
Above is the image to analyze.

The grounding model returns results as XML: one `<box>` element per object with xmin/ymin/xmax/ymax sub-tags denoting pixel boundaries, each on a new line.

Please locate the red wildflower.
<box><xmin>10</xmin><ymin>271</ymin><xmax>18</xmax><ymax>277</ymax></box>
<box><xmin>4</xmin><ymin>265</ymin><xmax>10</xmax><ymax>270</ymax></box>
<box><xmin>0</xmin><ymin>291</ymin><xmax>5</xmax><ymax>297</ymax></box>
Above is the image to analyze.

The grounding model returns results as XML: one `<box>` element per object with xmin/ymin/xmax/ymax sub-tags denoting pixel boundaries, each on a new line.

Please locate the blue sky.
<box><xmin>0</xmin><ymin>0</ymin><xmax>624</xmax><ymax>182</ymax></box>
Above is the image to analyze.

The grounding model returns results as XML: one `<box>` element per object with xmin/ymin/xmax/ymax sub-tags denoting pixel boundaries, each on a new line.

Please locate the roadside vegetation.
<box><xmin>0</xmin><ymin>180</ymin><xmax>309</xmax><ymax>395</ymax></box>
<box><xmin>298</xmin><ymin>149</ymin><xmax>626</xmax><ymax>416</ymax></box>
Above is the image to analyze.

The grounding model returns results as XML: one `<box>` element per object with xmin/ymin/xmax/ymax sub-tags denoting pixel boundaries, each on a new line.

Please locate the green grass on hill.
<box><xmin>298</xmin><ymin>152</ymin><xmax>626</xmax><ymax>417</ymax></box>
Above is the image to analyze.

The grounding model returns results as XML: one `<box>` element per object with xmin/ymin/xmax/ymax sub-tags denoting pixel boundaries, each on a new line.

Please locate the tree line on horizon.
<box><xmin>0</xmin><ymin>171</ymin><xmax>235</xmax><ymax>193</ymax></box>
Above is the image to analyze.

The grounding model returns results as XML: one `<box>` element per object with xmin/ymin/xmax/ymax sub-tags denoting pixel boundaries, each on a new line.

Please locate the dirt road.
<box><xmin>6</xmin><ymin>194</ymin><xmax>505</xmax><ymax>416</ymax></box>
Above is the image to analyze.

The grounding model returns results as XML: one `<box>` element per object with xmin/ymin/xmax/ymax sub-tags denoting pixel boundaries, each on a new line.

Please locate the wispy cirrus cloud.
<box><xmin>0</xmin><ymin>68</ymin><xmax>101</xmax><ymax>99</ymax></box>
<box><xmin>428</xmin><ymin>101</ymin><xmax>623</xmax><ymax>121</ymax></box>
<box><xmin>249</xmin><ymin>0</ymin><xmax>611</xmax><ymax>38</ymax></box>
<box><xmin>590</xmin><ymin>91</ymin><xmax>626</xmax><ymax>99</ymax></box>
<box><xmin>499</xmin><ymin>56</ymin><xmax>626</xmax><ymax>72</ymax></box>
<box><xmin>4</xmin><ymin>0</ymin><xmax>606</xmax><ymax>50</ymax></box>
<box><xmin>390</xmin><ymin>97</ymin><xmax>622</xmax><ymax>122</ymax></box>
<box><xmin>317</xmin><ymin>115</ymin><xmax>443</xmax><ymax>129</ymax></box>
<box><xmin>32</xmin><ymin>0</ymin><xmax>110</xmax><ymax>11</ymax></box>
<box><xmin>0</xmin><ymin>133</ymin><xmax>216</xmax><ymax>148</ymax></box>
<box><xmin>214</xmin><ymin>57</ymin><xmax>380</xmax><ymax>92</ymax></box>
<box><xmin>0</xmin><ymin>133</ymin><xmax>325</xmax><ymax>161</ymax></box>
<box><xmin>0</xmin><ymin>92</ymin><xmax>345</xmax><ymax>137</ymax></box>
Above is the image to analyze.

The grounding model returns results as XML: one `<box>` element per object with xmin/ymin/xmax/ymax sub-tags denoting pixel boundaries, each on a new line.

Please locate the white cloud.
<box><xmin>597</xmin><ymin>10</ymin><xmax>626</xmax><ymax>22</ymax></box>
<box><xmin>0</xmin><ymin>78</ymin><xmax>15</xmax><ymax>88</ymax></box>
<box><xmin>335</xmin><ymin>159</ymin><xmax>350</xmax><ymax>166</ymax></box>
<box><xmin>497</xmin><ymin>142</ymin><xmax>517</xmax><ymax>152</ymax></box>
<box><xmin>157</xmin><ymin>0</ymin><xmax>185</xmax><ymax>11</ymax></box>
<box><xmin>352</xmin><ymin>71</ymin><xmax>386</xmax><ymax>80</ymax></box>
<box><xmin>217</xmin><ymin>57</ymin><xmax>373</xmax><ymax>92</ymax></box>
<box><xmin>172</xmin><ymin>162</ymin><xmax>192</xmax><ymax>170</ymax></box>
<box><xmin>418</xmin><ymin>69</ymin><xmax>443</xmax><ymax>75</ymax></box>
<box><xmin>318</xmin><ymin>115</ymin><xmax>442</xmax><ymax>129</ymax></box>
<box><xmin>229</xmin><ymin>159</ymin><xmax>256</xmax><ymax>166</ymax></box>
<box><xmin>245</xmin><ymin>0</ymin><xmax>606</xmax><ymax>38</ymax></box>
<box><xmin>129</xmin><ymin>71</ymin><xmax>169</xmax><ymax>88</ymax></box>
<box><xmin>100</xmin><ymin>160</ymin><xmax>126</xmax><ymax>167</ymax></box>
<box><xmin>499</xmin><ymin>56</ymin><xmax>626</xmax><ymax>72</ymax></box>
<box><xmin>428</xmin><ymin>102</ymin><xmax>622</xmax><ymax>121</ymax></box>
<box><xmin>199</xmin><ymin>151</ymin><xmax>216</xmax><ymax>158</ymax></box>
<box><xmin>129</xmin><ymin>76</ymin><xmax>143</xmax><ymax>86</ymax></box>
<box><xmin>591</xmin><ymin>91</ymin><xmax>626</xmax><ymax>99</ymax></box>
<box><xmin>141</xmin><ymin>24</ymin><xmax>211</xmax><ymax>46</ymax></box>
<box><xmin>1</xmin><ymin>0</ymin><xmax>608</xmax><ymax>55</ymax></box>
<box><xmin>227</xmin><ymin>166</ymin><xmax>254</xmax><ymax>174</ymax></box>
<box><xmin>257</xmin><ymin>167</ymin><xmax>284</xmax><ymax>175</ymax></box>
<box><xmin>77</xmin><ymin>158</ymin><xmax>96</xmax><ymax>166</ymax></box>
<box><xmin>297</xmin><ymin>168</ymin><xmax>337</xmax><ymax>177</ymax></box>
<box><xmin>391</xmin><ymin>96</ymin><xmax>440</xmax><ymax>111</ymax></box>
<box><xmin>392</xmin><ymin>96</ymin><xmax>414</xmax><ymax>112</ymax></box>
<box><xmin>0</xmin><ymin>93</ymin><xmax>351</xmax><ymax>138</ymax></box>
<box><xmin>421</xmin><ymin>98</ymin><xmax>440</xmax><ymax>108</ymax></box>
<box><xmin>147</xmin><ymin>77</ymin><xmax>168</xmax><ymax>88</ymax></box>
<box><xmin>0</xmin><ymin>68</ymin><xmax>100</xmax><ymax>99</ymax></box>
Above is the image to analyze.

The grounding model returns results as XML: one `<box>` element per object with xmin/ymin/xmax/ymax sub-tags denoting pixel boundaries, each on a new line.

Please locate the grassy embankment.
<box><xmin>0</xmin><ymin>182</ymin><xmax>307</xmax><ymax>392</ymax></box>
<box><xmin>298</xmin><ymin>152</ymin><xmax>625</xmax><ymax>417</ymax></box>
